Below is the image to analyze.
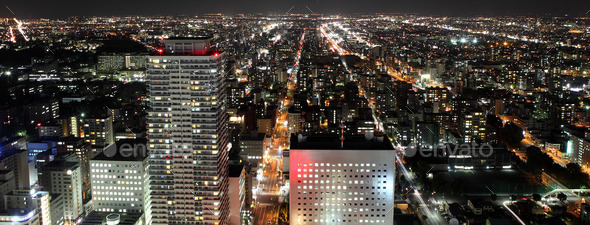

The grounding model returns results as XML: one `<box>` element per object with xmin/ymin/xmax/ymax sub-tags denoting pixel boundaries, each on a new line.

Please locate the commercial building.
<box><xmin>38</xmin><ymin>161</ymin><xmax>83</xmax><ymax>222</ymax></box>
<box><xmin>80</xmin><ymin>211</ymin><xmax>144</xmax><ymax>225</ymax></box>
<box><xmin>238</xmin><ymin>133</ymin><xmax>266</xmax><ymax>166</ymax></box>
<box><xmin>146</xmin><ymin>37</ymin><xmax>230</xmax><ymax>225</ymax></box>
<box><xmin>90</xmin><ymin>139</ymin><xmax>151</xmax><ymax>225</ymax></box>
<box><xmin>38</xmin><ymin>124</ymin><xmax>62</xmax><ymax>137</ymax></box>
<box><xmin>288</xmin><ymin>133</ymin><xmax>395</xmax><ymax>225</ymax></box>
<box><xmin>460</xmin><ymin>109</ymin><xmax>486</xmax><ymax>143</ymax></box>
<box><xmin>50</xmin><ymin>194</ymin><xmax>64</xmax><ymax>225</ymax></box>
<box><xmin>24</xmin><ymin>100</ymin><xmax>59</xmax><ymax>124</ymax></box>
<box><xmin>4</xmin><ymin>190</ymin><xmax>51</xmax><ymax>225</ymax></box>
<box><xmin>228</xmin><ymin>164</ymin><xmax>249</xmax><ymax>225</ymax></box>
<box><xmin>0</xmin><ymin>209</ymin><xmax>39</xmax><ymax>225</ymax></box>
<box><xmin>82</xmin><ymin>115</ymin><xmax>114</xmax><ymax>150</ymax></box>
<box><xmin>56</xmin><ymin>137</ymin><xmax>92</xmax><ymax>201</ymax></box>
<box><xmin>0</xmin><ymin>149</ymin><xmax>30</xmax><ymax>190</ymax></box>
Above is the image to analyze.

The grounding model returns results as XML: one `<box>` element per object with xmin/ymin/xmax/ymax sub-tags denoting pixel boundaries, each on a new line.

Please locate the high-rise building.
<box><xmin>50</xmin><ymin>194</ymin><xmax>65</xmax><ymax>225</ymax></box>
<box><xmin>24</xmin><ymin>99</ymin><xmax>59</xmax><ymax>124</ymax></box>
<box><xmin>59</xmin><ymin>115</ymin><xmax>80</xmax><ymax>137</ymax></box>
<box><xmin>288</xmin><ymin>134</ymin><xmax>395</xmax><ymax>225</ymax></box>
<box><xmin>56</xmin><ymin>137</ymin><xmax>93</xmax><ymax>202</ymax></box>
<box><xmin>227</xmin><ymin>164</ymin><xmax>249</xmax><ymax>225</ymax></box>
<box><xmin>0</xmin><ymin>149</ymin><xmax>30</xmax><ymax>190</ymax></box>
<box><xmin>460</xmin><ymin>109</ymin><xmax>486</xmax><ymax>143</ymax></box>
<box><xmin>82</xmin><ymin>115</ymin><xmax>114</xmax><ymax>150</ymax></box>
<box><xmin>38</xmin><ymin>161</ymin><xmax>83</xmax><ymax>222</ymax></box>
<box><xmin>147</xmin><ymin>37</ymin><xmax>230</xmax><ymax>225</ymax></box>
<box><xmin>425</xmin><ymin>87</ymin><xmax>450</xmax><ymax>112</ymax></box>
<box><xmin>0</xmin><ymin>208</ymin><xmax>39</xmax><ymax>225</ymax></box>
<box><xmin>38</xmin><ymin>124</ymin><xmax>63</xmax><ymax>137</ymax></box>
<box><xmin>90</xmin><ymin>139</ymin><xmax>151</xmax><ymax>225</ymax></box>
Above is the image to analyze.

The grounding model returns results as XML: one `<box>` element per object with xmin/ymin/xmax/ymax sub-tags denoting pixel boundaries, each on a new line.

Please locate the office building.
<box><xmin>56</xmin><ymin>137</ymin><xmax>92</xmax><ymax>201</ymax></box>
<box><xmin>146</xmin><ymin>37</ymin><xmax>230</xmax><ymax>225</ymax></box>
<box><xmin>58</xmin><ymin>115</ymin><xmax>80</xmax><ymax>137</ymax></box>
<box><xmin>228</xmin><ymin>164</ymin><xmax>249</xmax><ymax>225</ymax></box>
<box><xmin>238</xmin><ymin>133</ymin><xmax>266</xmax><ymax>166</ymax></box>
<box><xmin>0</xmin><ymin>171</ymin><xmax>16</xmax><ymax>210</ymax></box>
<box><xmin>50</xmin><ymin>194</ymin><xmax>64</xmax><ymax>225</ymax></box>
<box><xmin>38</xmin><ymin>161</ymin><xmax>83</xmax><ymax>222</ymax></box>
<box><xmin>288</xmin><ymin>134</ymin><xmax>395</xmax><ymax>225</ymax></box>
<box><xmin>460</xmin><ymin>109</ymin><xmax>486</xmax><ymax>143</ymax></box>
<box><xmin>4</xmin><ymin>189</ymin><xmax>51</xmax><ymax>225</ymax></box>
<box><xmin>27</xmin><ymin>139</ymin><xmax>57</xmax><ymax>162</ymax></box>
<box><xmin>90</xmin><ymin>139</ymin><xmax>151</xmax><ymax>225</ymax></box>
<box><xmin>0</xmin><ymin>149</ymin><xmax>30</xmax><ymax>190</ymax></box>
<box><xmin>38</xmin><ymin>124</ymin><xmax>62</xmax><ymax>137</ymax></box>
<box><xmin>0</xmin><ymin>209</ymin><xmax>39</xmax><ymax>225</ymax></box>
<box><xmin>83</xmin><ymin>115</ymin><xmax>114</xmax><ymax>150</ymax></box>
<box><xmin>24</xmin><ymin>100</ymin><xmax>59</xmax><ymax>124</ymax></box>
<box><xmin>80</xmin><ymin>211</ymin><xmax>144</xmax><ymax>225</ymax></box>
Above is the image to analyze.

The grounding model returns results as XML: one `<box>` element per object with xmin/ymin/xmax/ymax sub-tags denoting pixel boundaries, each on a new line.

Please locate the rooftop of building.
<box><xmin>228</xmin><ymin>164</ymin><xmax>245</xmax><ymax>177</ymax></box>
<box><xmin>149</xmin><ymin>36</ymin><xmax>227</xmax><ymax>57</ymax></box>
<box><xmin>42</xmin><ymin>160</ymin><xmax>79</xmax><ymax>171</ymax></box>
<box><xmin>83</xmin><ymin>114</ymin><xmax>112</xmax><ymax>120</ymax></box>
<box><xmin>164</xmin><ymin>37</ymin><xmax>213</xmax><ymax>41</ymax></box>
<box><xmin>92</xmin><ymin>138</ymin><xmax>148</xmax><ymax>161</ymax></box>
<box><xmin>289</xmin><ymin>133</ymin><xmax>394</xmax><ymax>150</ymax></box>
<box><xmin>80</xmin><ymin>212</ymin><xmax>143</xmax><ymax>225</ymax></box>
<box><xmin>0</xmin><ymin>148</ymin><xmax>26</xmax><ymax>161</ymax></box>
<box><xmin>240</xmin><ymin>133</ymin><xmax>266</xmax><ymax>141</ymax></box>
<box><xmin>0</xmin><ymin>136</ymin><xmax>25</xmax><ymax>147</ymax></box>
<box><xmin>0</xmin><ymin>208</ymin><xmax>36</xmax><ymax>218</ymax></box>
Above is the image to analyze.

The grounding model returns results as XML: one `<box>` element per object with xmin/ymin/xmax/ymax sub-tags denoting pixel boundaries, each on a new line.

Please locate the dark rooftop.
<box><xmin>228</xmin><ymin>164</ymin><xmax>244</xmax><ymax>177</ymax></box>
<box><xmin>165</xmin><ymin>37</ymin><xmax>213</xmax><ymax>41</ymax></box>
<box><xmin>289</xmin><ymin>133</ymin><xmax>394</xmax><ymax>150</ymax></box>
<box><xmin>42</xmin><ymin>160</ymin><xmax>78</xmax><ymax>170</ymax></box>
<box><xmin>240</xmin><ymin>133</ymin><xmax>266</xmax><ymax>141</ymax></box>
<box><xmin>80</xmin><ymin>212</ymin><xmax>143</xmax><ymax>225</ymax></box>
<box><xmin>92</xmin><ymin>138</ymin><xmax>148</xmax><ymax>161</ymax></box>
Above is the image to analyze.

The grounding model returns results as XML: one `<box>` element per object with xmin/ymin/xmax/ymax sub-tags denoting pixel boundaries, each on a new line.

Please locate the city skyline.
<box><xmin>0</xmin><ymin>1</ymin><xmax>589</xmax><ymax>19</ymax></box>
<box><xmin>0</xmin><ymin>8</ymin><xmax>589</xmax><ymax>225</ymax></box>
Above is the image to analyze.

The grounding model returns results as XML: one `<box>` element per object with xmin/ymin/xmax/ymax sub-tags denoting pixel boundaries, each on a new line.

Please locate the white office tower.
<box><xmin>90</xmin><ymin>139</ymin><xmax>151</xmax><ymax>225</ymax></box>
<box><xmin>288</xmin><ymin>133</ymin><xmax>395</xmax><ymax>225</ymax></box>
<box><xmin>147</xmin><ymin>37</ymin><xmax>230</xmax><ymax>225</ymax></box>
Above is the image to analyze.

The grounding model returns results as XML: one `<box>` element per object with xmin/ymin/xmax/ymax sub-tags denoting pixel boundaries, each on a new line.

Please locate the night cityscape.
<box><xmin>0</xmin><ymin>2</ymin><xmax>589</xmax><ymax>225</ymax></box>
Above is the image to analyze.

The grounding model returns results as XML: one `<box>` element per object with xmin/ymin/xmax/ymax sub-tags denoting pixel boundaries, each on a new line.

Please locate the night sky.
<box><xmin>1</xmin><ymin>0</ymin><xmax>588</xmax><ymax>18</ymax></box>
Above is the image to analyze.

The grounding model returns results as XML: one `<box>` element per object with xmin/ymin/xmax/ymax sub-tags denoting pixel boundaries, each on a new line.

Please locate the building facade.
<box><xmin>4</xmin><ymin>190</ymin><xmax>51</xmax><ymax>225</ymax></box>
<box><xmin>146</xmin><ymin>37</ymin><xmax>230</xmax><ymax>225</ymax></box>
<box><xmin>90</xmin><ymin>140</ymin><xmax>151</xmax><ymax>225</ymax></box>
<box><xmin>82</xmin><ymin>115</ymin><xmax>114</xmax><ymax>150</ymax></box>
<box><xmin>288</xmin><ymin>134</ymin><xmax>395</xmax><ymax>225</ymax></box>
<box><xmin>39</xmin><ymin>161</ymin><xmax>83</xmax><ymax>222</ymax></box>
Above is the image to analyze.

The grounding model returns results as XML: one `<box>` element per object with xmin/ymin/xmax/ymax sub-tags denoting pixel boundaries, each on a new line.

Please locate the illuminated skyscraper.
<box><xmin>147</xmin><ymin>37</ymin><xmax>229</xmax><ymax>225</ymax></box>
